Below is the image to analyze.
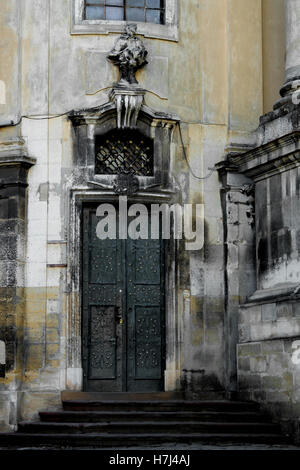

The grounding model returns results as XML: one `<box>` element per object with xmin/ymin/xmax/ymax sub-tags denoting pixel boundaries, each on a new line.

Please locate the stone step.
<box><xmin>40</xmin><ymin>410</ymin><xmax>271</xmax><ymax>424</ymax></box>
<box><xmin>0</xmin><ymin>396</ymin><xmax>289</xmax><ymax>449</ymax></box>
<box><xmin>0</xmin><ymin>432</ymin><xmax>288</xmax><ymax>449</ymax></box>
<box><xmin>62</xmin><ymin>400</ymin><xmax>260</xmax><ymax>413</ymax></box>
<box><xmin>18</xmin><ymin>421</ymin><xmax>281</xmax><ymax>435</ymax></box>
<box><xmin>61</xmin><ymin>391</ymin><xmax>184</xmax><ymax>401</ymax></box>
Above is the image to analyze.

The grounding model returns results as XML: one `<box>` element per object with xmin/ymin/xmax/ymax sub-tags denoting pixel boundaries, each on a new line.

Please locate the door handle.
<box><xmin>115</xmin><ymin>306</ymin><xmax>123</xmax><ymax>324</ymax></box>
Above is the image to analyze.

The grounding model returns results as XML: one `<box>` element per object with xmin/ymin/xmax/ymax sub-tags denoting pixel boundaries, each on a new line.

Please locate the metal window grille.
<box><xmin>95</xmin><ymin>130</ymin><xmax>154</xmax><ymax>176</ymax></box>
<box><xmin>84</xmin><ymin>0</ymin><xmax>165</xmax><ymax>25</ymax></box>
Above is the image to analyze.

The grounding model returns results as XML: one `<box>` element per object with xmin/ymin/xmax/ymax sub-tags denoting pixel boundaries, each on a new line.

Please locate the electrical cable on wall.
<box><xmin>0</xmin><ymin>110</ymin><xmax>74</xmax><ymax>128</ymax></box>
<box><xmin>1</xmin><ymin>114</ymin><xmax>217</xmax><ymax>182</ymax></box>
<box><xmin>177</xmin><ymin>122</ymin><xmax>217</xmax><ymax>180</ymax></box>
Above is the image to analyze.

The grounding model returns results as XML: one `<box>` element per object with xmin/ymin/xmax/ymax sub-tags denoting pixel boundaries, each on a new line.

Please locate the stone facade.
<box><xmin>216</xmin><ymin>0</ymin><xmax>300</xmax><ymax>443</ymax></box>
<box><xmin>0</xmin><ymin>0</ymin><xmax>300</xmax><ymax>444</ymax></box>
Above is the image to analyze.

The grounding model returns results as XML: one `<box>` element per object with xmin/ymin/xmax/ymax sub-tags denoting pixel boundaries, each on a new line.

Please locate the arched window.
<box><xmin>85</xmin><ymin>0</ymin><xmax>165</xmax><ymax>24</ymax></box>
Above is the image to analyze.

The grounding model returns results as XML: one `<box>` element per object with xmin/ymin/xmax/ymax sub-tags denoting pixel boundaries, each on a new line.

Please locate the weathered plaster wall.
<box><xmin>0</xmin><ymin>0</ymin><xmax>21</xmax><ymax>129</ymax></box>
<box><xmin>0</xmin><ymin>0</ymin><xmax>287</xmax><ymax>428</ymax></box>
<box><xmin>0</xmin><ymin>0</ymin><xmax>28</xmax><ymax>432</ymax></box>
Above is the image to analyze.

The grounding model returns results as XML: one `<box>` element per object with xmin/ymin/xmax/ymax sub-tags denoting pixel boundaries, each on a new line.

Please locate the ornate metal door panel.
<box><xmin>82</xmin><ymin>206</ymin><xmax>165</xmax><ymax>392</ymax></box>
<box><xmin>82</xmin><ymin>208</ymin><xmax>123</xmax><ymax>391</ymax></box>
<box><xmin>126</xmin><ymin>239</ymin><xmax>165</xmax><ymax>391</ymax></box>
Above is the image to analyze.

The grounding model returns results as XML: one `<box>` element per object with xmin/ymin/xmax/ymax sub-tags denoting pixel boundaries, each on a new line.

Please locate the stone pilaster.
<box><xmin>0</xmin><ymin>140</ymin><xmax>35</xmax><ymax>430</ymax></box>
<box><xmin>275</xmin><ymin>0</ymin><xmax>300</xmax><ymax>108</ymax></box>
<box><xmin>216</xmin><ymin>156</ymin><xmax>256</xmax><ymax>397</ymax></box>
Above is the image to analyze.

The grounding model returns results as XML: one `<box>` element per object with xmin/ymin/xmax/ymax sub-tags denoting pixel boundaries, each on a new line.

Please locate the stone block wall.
<box><xmin>237</xmin><ymin>299</ymin><xmax>300</xmax><ymax>443</ymax></box>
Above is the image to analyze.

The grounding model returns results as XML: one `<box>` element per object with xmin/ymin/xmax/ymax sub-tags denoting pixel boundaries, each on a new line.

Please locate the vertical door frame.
<box><xmin>66</xmin><ymin>189</ymin><xmax>182</xmax><ymax>392</ymax></box>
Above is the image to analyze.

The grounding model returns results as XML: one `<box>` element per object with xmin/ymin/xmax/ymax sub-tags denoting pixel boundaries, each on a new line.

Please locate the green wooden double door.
<box><xmin>82</xmin><ymin>205</ymin><xmax>166</xmax><ymax>392</ymax></box>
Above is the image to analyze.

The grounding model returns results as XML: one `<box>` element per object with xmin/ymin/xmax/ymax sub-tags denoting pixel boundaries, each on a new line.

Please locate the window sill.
<box><xmin>71</xmin><ymin>20</ymin><xmax>177</xmax><ymax>41</ymax></box>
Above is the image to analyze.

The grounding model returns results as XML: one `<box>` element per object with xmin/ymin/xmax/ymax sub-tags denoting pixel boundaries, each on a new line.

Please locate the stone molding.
<box><xmin>218</xmin><ymin>131</ymin><xmax>300</xmax><ymax>182</ymax></box>
<box><xmin>0</xmin><ymin>139</ymin><xmax>36</xmax><ymax>169</ymax></box>
<box><xmin>69</xmin><ymin>102</ymin><xmax>179</xmax><ymax>125</ymax></box>
<box><xmin>241</xmin><ymin>282</ymin><xmax>300</xmax><ymax>307</ymax></box>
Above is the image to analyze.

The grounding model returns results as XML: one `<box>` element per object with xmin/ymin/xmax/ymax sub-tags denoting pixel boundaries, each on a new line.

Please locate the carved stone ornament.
<box><xmin>113</xmin><ymin>173</ymin><xmax>139</xmax><ymax>195</ymax></box>
<box><xmin>110</xmin><ymin>87</ymin><xmax>145</xmax><ymax>129</ymax></box>
<box><xmin>107</xmin><ymin>24</ymin><xmax>147</xmax><ymax>129</ymax></box>
<box><xmin>107</xmin><ymin>24</ymin><xmax>148</xmax><ymax>86</ymax></box>
<box><xmin>240</xmin><ymin>183</ymin><xmax>255</xmax><ymax>227</ymax></box>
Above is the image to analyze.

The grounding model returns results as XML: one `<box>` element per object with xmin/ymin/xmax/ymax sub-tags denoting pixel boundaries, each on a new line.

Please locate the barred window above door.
<box><xmin>95</xmin><ymin>130</ymin><xmax>154</xmax><ymax>176</ymax></box>
<box><xmin>85</xmin><ymin>0</ymin><xmax>165</xmax><ymax>24</ymax></box>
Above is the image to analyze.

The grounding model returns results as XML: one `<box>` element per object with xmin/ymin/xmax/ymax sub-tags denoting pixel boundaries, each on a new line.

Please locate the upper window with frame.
<box><xmin>85</xmin><ymin>0</ymin><xmax>165</xmax><ymax>25</ymax></box>
<box><xmin>71</xmin><ymin>0</ymin><xmax>178</xmax><ymax>41</ymax></box>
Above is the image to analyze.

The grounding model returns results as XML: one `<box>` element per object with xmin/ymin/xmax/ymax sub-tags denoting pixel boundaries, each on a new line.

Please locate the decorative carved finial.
<box><xmin>107</xmin><ymin>24</ymin><xmax>148</xmax><ymax>86</ymax></box>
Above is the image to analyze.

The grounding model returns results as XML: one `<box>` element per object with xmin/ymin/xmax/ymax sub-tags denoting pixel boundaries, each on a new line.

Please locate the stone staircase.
<box><xmin>0</xmin><ymin>392</ymin><xmax>290</xmax><ymax>449</ymax></box>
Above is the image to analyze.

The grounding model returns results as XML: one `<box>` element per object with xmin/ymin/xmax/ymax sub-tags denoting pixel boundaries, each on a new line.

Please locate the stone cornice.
<box><xmin>241</xmin><ymin>282</ymin><xmax>300</xmax><ymax>307</ymax></box>
<box><xmin>218</xmin><ymin>131</ymin><xmax>300</xmax><ymax>181</ymax></box>
<box><xmin>0</xmin><ymin>139</ymin><xmax>36</xmax><ymax>167</ymax></box>
<box><xmin>69</xmin><ymin>103</ymin><xmax>180</xmax><ymax>126</ymax></box>
<box><xmin>0</xmin><ymin>154</ymin><xmax>36</xmax><ymax>167</ymax></box>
